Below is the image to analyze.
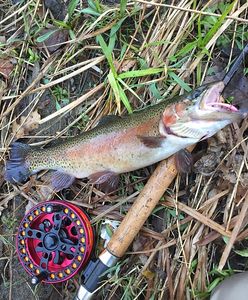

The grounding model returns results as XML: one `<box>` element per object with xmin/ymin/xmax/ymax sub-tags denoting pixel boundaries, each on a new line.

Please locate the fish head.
<box><xmin>161</xmin><ymin>81</ymin><xmax>247</xmax><ymax>141</ymax></box>
<box><xmin>190</xmin><ymin>81</ymin><xmax>246</xmax><ymax>121</ymax></box>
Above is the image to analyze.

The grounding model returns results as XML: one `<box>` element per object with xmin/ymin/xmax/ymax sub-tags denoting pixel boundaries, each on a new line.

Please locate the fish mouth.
<box><xmin>205</xmin><ymin>102</ymin><xmax>238</xmax><ymax>112</ymax></box>
<box><xmin>200</xmin><ymin>81</ymin><xmax>240</xmax><ymax>115</ymax></box>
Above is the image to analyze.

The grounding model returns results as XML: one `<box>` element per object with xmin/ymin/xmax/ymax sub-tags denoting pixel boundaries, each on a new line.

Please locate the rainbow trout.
<box><xmin>5</xmin><ymin>49</ymin><xmax>248</xmax><ymax>191</ymax></box>
<box><xmin>5</xmin><ymin>81</ymin><xmax>246</xmax><ymax>191</ymax></box>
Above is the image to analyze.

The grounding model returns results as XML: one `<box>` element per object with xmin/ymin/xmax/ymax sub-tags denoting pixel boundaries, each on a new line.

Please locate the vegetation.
<box><xmin>0</xmin><ymin>0</ymin><xmax>247</xmax><ymax>299</ymax></box>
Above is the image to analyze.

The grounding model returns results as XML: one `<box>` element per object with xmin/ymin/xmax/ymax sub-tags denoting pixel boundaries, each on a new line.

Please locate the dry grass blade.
<box><xmin>31</xmin><ymin>56</ymin><xmax>105</xmax><ymax>93</ymax></box>
<box><xmin>218</xmin><ymin>192</ymin><xmax>248</xmax><ymax>270</ymax></box>
<box><xmin>163</xmin><ymin>198</ymin><xmax>232</xmax><ymax>237</ymax></box>
<box><xmin>0</xmin><ymin>0</ymin><xmax>248</xmax><ymax>299</ymax></box>
<box><xmin>0</xmin><ymin>0</ymin><xmax>33</xmax><ymax>26</ymax></box>
<box><xmin>38</xmin><ymin>83</ymin><xmax>105</xmax><ymax>125</ymax></box>
<box><xmin>135</xmin><ymin>0</ymin><xmax>248</xmax><ymax>23</ymax></box>
<box><xmin>2</xmin><ymin>58</ymin><xmax>55</xmax><ymax>118</ymax></box>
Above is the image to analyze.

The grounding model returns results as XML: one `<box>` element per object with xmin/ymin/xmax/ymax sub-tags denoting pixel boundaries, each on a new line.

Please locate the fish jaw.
<box><xmin>160</xmin><ymin>81</ymin><xmax>246</xmax><ymax>141</ymax></box>
<box><xmin>196</xmin><ymin>81</ymin><xmax>245</xmax><ymax>120</ymax></box>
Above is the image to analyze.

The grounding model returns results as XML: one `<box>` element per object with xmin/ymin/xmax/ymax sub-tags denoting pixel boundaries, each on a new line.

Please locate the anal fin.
<box><xmin>51</xmin><ymin>171</ymin><xmax>75</xmax><ymax>191</ymax></box>
<box><xmin>175</xmin><ymin>149</ymin><xmax>193</xmax><ymax>174</ymax></box>
<box><xmin>88</xmin><ymin>171</ymin><xmax>119</xmax><ymax>193</ymax></box>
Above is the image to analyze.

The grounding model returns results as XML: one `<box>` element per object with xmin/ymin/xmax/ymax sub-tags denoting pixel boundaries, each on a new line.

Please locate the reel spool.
<box><xmin>16</xmin><ymin>200</ymin><xmax>94</xmax><ymax>284</ymax></box>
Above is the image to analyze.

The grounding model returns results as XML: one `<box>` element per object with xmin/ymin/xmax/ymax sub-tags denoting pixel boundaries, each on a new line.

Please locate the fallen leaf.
<box><xmin>35</xmin><ymin>172</ymin><xmax>55</xmax><ymax>201</ymax></box>
<box><xmin>12</xmin><ymin>122</ymin><xmax>25</xmax><ymax>139</ymax></box>
<box><xmin>142</xmin><ymin>269</ymin><xmax>155</xmax><ymax>280</ymax></box>
<box><xmin>21</xmin><ymin>110</ymin><xmax>41</xmax><ymax>131</ymax></box>
<box><xmin>36</xmin><ymin>27</ymin><xmax>68</xmax><ymax>53</ymax></box>
<box><xmin>114</xmin><ymin>59</ymin><xmax>137</xmax><ymax>73</ymax></box>
<box><xmin>12</xmin><ymin>110</ymin><xmax>41</xmax><ymax>139</ymax></box>
<box><xmin>0</xmin><ymin>58</ymin><xmax>14</xmax><ymax>79</ymax></box>
<box><xmin>194</xmin><ymin>152</ymin><xmax>221</xmax><ymax>175</ymax></box>
<box><xmin>37</xmin><ymin>98</ymin><xmax>51</xmax><ymax>110</ymax></box>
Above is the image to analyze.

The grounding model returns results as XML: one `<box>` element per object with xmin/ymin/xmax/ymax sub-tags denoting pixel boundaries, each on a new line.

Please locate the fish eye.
<box><xmin>188</xmin><ymin>89</ymin><xmax>202</xmax><ymax>100</ymax></box>
<box><xmin>187</xmin><ymin>84</ymin><xmax>207</xmax><ymax>100</ymax></box>
<box><xmin>193</xmin><ymin>89</ymin><xmax>202</xmax><ymax>98</ymax></box>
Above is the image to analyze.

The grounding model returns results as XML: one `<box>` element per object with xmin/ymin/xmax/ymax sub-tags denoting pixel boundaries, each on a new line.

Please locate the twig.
<box><xmin>218</xmin><ymin>192</ymin><xmax>248</xmax><ymax>270</ymax></box>
<box><xmin>13</xmin><ymin>186</ymin><xmax>38</xmax><ymax>205</ymax></box>
<box><xmin>162</xmin><ymin>199</ymin><xmax>231</xmax><ymax>238</ymax></box>
<box><xmin>90</xmin><ymin>191</ymin><xmax>140</xmax><ymax>224</ymax></box>
<box><xmin>31</xmin><ymin>56</ymin><xmax>105</xmax><ymax>93</ymax></box>
<box><xmin>0</xmin><ymin>0</ymin><xmax>33</xmax><ymax>26</ymax></box>
<box><xmin>135</xmin><ymin>0</ymin><xmax>248</xmax><ymax>23</ymax></box>
<box><xmin>38</xmin><ymin>83</ymin><xmax>105</xmax><ymax>125</ymax></box>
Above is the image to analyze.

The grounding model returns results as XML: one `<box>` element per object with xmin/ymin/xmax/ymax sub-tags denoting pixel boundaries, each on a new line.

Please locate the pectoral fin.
<box><xmin>51</xmin><ymin>171</ymin><xmax>75</xmax><ymax>191</ymax></box>
<box><xmin>175</xmin><ymin>149</ymin><xmax>193</xmax><ymax>174</ymax></box>
<box><xmin>137</xmin><ymin>136</ymin><xmax>165</xmax><ymax>148</ymax></box>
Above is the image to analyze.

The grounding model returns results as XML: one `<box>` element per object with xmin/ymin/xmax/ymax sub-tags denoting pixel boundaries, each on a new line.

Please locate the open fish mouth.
<box><xmin>200</xmin><ymin>81</ymin><xmax>240</xmax><ymax>114</ymax></box>
<box><xmin>205</xmin><ymin>100</ymin><xmax>239</xmax><ymax>112</ymax></box>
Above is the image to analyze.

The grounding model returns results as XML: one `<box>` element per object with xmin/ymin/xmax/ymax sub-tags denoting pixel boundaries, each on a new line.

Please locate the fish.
<box><xmin>5</xmin><ymin>46</ymin><xmax>248</xmax><ymax>191</ymax></box>
<box><xmin>5</xmin><ymin>80</ymin><xmax>246</xmax><ymax>191</ymax></box>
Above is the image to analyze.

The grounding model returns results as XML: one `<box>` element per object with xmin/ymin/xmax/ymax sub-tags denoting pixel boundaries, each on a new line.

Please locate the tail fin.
<box><xmin>5</xmin><ymin>142</ymin><xmax>32</xmax><ymax>184</ymax></box>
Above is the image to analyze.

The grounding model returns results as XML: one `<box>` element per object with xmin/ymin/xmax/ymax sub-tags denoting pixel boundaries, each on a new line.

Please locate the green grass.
<box><xmin>0</xmin><ymin>0</ymin><xmax>248</xmax><ymax>299</ymax></box>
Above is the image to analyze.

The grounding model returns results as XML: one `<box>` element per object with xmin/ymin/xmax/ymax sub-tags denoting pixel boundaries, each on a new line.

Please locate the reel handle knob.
<box><xmin>31</xmin><ymin>272</ymin><xmax>48</xmax><ymax>285</ymax></box>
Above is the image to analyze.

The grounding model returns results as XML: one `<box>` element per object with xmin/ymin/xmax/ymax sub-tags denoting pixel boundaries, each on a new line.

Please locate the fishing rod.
<box><xmin>223</xmin><ymin>43</ymin><xmax>248</xmax><ymax>86</ymax></box>
<box><xmin>73</xmin><ymin>45</ymin><xmax>248</xmax><ymax>300</ymax></box>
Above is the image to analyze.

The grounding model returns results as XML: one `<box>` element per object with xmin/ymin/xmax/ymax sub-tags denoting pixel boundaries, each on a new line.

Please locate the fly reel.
<box><xmin>16</xmin><ymin>200</ymin><xmax>94</xmax><ymax>284</ymax></box>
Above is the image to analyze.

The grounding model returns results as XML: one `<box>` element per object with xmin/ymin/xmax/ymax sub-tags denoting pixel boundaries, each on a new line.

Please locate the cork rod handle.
<box><xmin>107</xmin><ymin>149</ymin><xmax>193</xmax><ymax>258</ymax></box>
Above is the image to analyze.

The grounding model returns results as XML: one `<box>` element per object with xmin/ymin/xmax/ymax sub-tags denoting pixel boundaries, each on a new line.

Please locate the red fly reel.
<box><xmin>16</xmin><ymin>200</ymin><xmax>94</xmax><ymax>284</ymax></box>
